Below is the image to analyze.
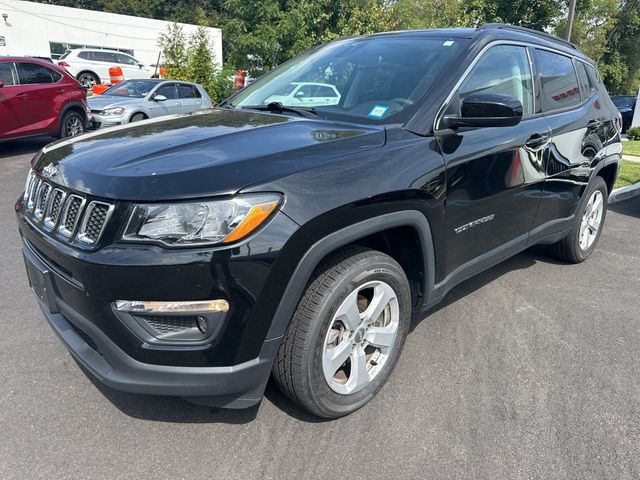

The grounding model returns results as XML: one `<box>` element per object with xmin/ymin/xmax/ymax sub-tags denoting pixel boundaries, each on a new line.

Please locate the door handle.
<box><xmin>56</xmin><ymin>88</ymin><xmax>66</xmax><ymax>94</ymax></box>
<box><xmin>525</xmin><ymin>134</ymin><xmax>550</xmax><ymax>149</ymax></box>
<box><xmin>17</xmin><ymin>93</ymin><xmax>29</xmax><ymax>100</ymax></box>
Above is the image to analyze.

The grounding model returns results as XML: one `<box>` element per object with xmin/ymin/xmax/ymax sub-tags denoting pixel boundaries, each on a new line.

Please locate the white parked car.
<box><xmin>58</xmin><ymin>49</ymin><xmax>155</xmax><ymax>87</ymax></box>
<box><xmin>265</xmin><ymin>82</ymin><xmax>341</xmax><ymax>106</ymax></box>
<box><xmin>88</xmin><ymin>79</ymin><xmax>213</xmax><ymax>129</ymax></box>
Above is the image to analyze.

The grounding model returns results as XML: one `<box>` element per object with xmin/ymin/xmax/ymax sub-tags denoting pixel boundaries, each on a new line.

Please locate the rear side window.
<box><xmin>0</xmin><ymin>63</ymin><xmax>17</xmax><ymax>86</ymax></box>
<box><xmin>459</xmin><ymin>45</ymin><xmax>535</xmax><ymax>116</ymax></box>
<box><xmin>78</xmin><ymin>52</ymin><xmax>91</xmax><ymax>60</ymax></box>
<box><xmin>534</xmin><ymin>49</ymin><xmax>581</xmax><ymax>111</ymax></box>
<box><xmin>574</xmin><ymin>61</ymin><xmax>594</xmax><ymax>100</ymax></box>
<box><xmin>16</xmin><ymin>63</ymin><xmax>59</xmax><ymax>84</ymax></box>
<box><xmin>92</xmin><ymin>51</ymin><xmax>117</xmax><ymax>63</ymax></box>
<box><xmin>177</xmin><ymin>84</ymin><xmax>200</xmax><ymax>99</ymax></box>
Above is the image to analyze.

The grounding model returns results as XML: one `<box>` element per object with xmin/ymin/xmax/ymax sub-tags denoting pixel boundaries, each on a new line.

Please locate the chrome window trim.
<box><xmin>77</xmin><ymin>201</ymin><xmax>115</xmax><ymax>245</ymax></box>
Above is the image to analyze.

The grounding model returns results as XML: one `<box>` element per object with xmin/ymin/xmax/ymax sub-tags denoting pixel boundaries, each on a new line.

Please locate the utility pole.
<box><xmin>565</xmin><ymin>0</ymin><xmax>577</xmax><ymax>41</ymax></box>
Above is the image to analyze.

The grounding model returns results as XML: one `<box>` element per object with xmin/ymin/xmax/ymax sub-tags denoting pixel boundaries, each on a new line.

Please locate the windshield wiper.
<box><xmin>240</xmin><ymin>102</ymin><xmax>318</xmax><ymax>118</ymax></box>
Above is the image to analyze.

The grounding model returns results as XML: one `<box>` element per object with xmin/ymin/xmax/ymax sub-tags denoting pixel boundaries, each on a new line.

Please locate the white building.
<box><xmin>0</xmin><ymin>0</ymin><xmax>222</xmax><ymax>67</ymax></box>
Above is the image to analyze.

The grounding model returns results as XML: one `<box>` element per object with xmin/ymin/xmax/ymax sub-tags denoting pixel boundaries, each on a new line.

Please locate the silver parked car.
<box><xmin>88</xmin><ymin>79</ymin><xmax>213</xmax><ymax>129</ymax></box>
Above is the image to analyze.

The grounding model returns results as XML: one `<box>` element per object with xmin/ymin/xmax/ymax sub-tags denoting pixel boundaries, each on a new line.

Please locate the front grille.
<box><xmin>138</xmin><ymin>315</ymin><xmax>199</xmax><ymax>335</ymax></box>
<box><xmin>22</xmin><ymin>171</ymin><xmax>114</xmax><ymax>246</ymax></box>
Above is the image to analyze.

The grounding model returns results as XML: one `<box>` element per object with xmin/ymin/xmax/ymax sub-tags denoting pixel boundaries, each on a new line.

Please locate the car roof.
<box><xmin>357</xmin><ymin>24</ymin><xmax>593</xmax><ymax>64</ymax></box>
<box><xmin>0</xmin><ymin>56</ymin><xmax>70</xmax><ymax>72</ymax></box>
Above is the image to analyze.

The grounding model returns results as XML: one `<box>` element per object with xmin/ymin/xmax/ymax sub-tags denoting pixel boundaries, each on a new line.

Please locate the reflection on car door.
<box><xmin>147</xmin><ymin>83</ymin><xmax>181</xmax><ymax>118</ymax></box>
<box><xmin>531</xmin><ymin>49</ymin><xmax>603</xmax><ymax>228</ymax></box>
<box><xmin>437</xmin><ymin>45</ymin><xmax>550</xmax><ymax>279</ymax></box>
<box><xmin>176</xmin><ymin>84</ymin><xmax>203</xmax><ymax>114</ymax></box>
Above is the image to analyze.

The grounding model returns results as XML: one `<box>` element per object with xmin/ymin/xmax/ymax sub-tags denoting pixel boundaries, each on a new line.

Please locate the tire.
<box><xmin>59</xmin><ymin>110</ymin><xmax>85</xmax><ymax>138</ymax></box>
<box><xmin>76</xmin><ymin>71</ymin><xmax>99</xmax><ymax>88</ymax></box>
<box><xmin>548</xmin><ymin>176</ymin><xmax>608</xmax><ymax>263</ymax></box>
<box><xmin>130</xmin><ymin>113</ymin><xmax>147</xmax><ymax>123</ymax></box>
<box><xmin>273</xmin><ymin>246</ymin><xmax>411</xmax><ymax>418</ymax></box>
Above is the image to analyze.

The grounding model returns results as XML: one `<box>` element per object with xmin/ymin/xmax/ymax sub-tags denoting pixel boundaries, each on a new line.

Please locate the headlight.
<box><xmin>102</xmin><ymin>107</ymin><xmax>125</xmax><ymax>115</ymax></box>
<box><xmin>122</xmin><ymin>194</ymin><xmax>281</xmax><ymax>247</ymax></box>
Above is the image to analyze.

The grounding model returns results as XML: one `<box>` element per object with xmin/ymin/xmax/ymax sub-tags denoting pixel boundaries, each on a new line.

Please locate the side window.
<box><xmin>78</xmin><ymin>52</ymin><xmax>91</xmax><ymax>60</ymax></box>
<box><xmin>92</xmin><ymin>51</ymin><xmax>117</xmax><ymax>64</ymax></box>
<box><xmin>459</xmin><ymin>45</ymin><xmax>534</xmax><ymax>116</ymax></box>
<box><xmin>177</xmin><ymin>84</ymin><xmax>198</xmax><ymax>99</ymax></box>
<box><xmin>116</xmin><ymin>53</ymin><xmax>138</xmax><ymax>66</ymax></box>
<box><xmin>155</xmin><ymin>84</ymin><xmax>177</xmax><ymax>100</ymax></box>
<box><xmin>534</xmin><ymin>49</ymin><xmax>581</xmax><ymax>111</ymax></box>
<box><xmin>0</xmin><ymin>63</ymin><xmax>17</xmax><ymax>86</ymax></box>
<box><xmin>317</xmin><ymin>86</ymin><xmax>338</xmax><ymax>97</ymax></box>
<box><xmin>296</xmin><ymin>85</ymin><xmax>315</xmax><ymax>97</ymax></box>
<box><xmin>16</xmin><ymin>63</ymin><xmax>56</xmax><ymax>84</ymax></box>
<box><xmin>574</xmin><ymin>61</ymin><xmax>593</xmax><ymax>100</ymax></box>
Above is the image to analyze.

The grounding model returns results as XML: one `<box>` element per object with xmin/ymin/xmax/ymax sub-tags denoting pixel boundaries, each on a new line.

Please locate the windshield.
<box><xmin>231</xmin><ymin>36</ymin><xmax>467</xmax><ymax>124</ymax></box>
<box><xmin>612</xmin><ymin>96</ymin><xmax>634</xmax><ymax>108</ymax></box>
<box><xmin>103</xmin><ymin>80</ymin><xmax>159</xmax><ymax>98</ymax></box>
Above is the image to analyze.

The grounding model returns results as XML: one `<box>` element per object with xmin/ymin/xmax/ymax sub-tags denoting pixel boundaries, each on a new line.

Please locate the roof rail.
<box><xmin>478</xmin><ymin>23</ymin><xmax>578</xmax><ymax>50</ymax></box>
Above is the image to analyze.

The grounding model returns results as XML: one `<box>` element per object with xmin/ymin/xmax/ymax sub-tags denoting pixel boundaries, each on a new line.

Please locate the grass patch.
<box><xmin>614</xmin><ymin>160</ymin><xmax>640</xmax><ymax>189</ymax></box>
<box><xmin>623</xmin><ymin>140</ymin><xmax>640</xmax><ymax>157</ymax></box>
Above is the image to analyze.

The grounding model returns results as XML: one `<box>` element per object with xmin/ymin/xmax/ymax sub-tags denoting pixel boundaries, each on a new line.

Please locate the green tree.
<box><xmin>462</xmin><ymin>0</ymin><xmax>562</xmax><ymax>29</ymax></box>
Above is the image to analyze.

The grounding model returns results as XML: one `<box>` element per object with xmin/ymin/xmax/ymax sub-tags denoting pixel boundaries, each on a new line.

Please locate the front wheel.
<box><xmin>273</xmin><ymin>247</ymin><xmax>411</xmax><ymax>418</ymax></box>
<box><xmin>548</xmin><ymin>176</ymin><xmax>608</xmax><ymax>263</ymax></box>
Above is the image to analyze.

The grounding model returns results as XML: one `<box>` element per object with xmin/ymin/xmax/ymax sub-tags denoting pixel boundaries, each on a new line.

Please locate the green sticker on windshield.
<box><xmin>368</xmin><ymin>105</ymin><xmax>389</xmax><ymax>118</ymax></box>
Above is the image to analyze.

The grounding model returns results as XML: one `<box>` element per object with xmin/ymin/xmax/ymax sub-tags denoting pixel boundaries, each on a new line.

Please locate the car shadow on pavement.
<box><xmin>0</xmin><ymin>137</ymin><xmax>52</xmax><ymax>159</ymax></box>
<box><xmin>609</xmin><ymin>197</ymin><xmax>640</xmax><ymax>219</ymax></box>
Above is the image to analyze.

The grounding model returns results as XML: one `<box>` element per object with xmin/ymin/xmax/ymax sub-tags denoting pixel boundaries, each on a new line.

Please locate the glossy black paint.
<box><xmin>16</xmin><ymin>26</ymin><xmax>622</xmax><ymax>406</ymax></box>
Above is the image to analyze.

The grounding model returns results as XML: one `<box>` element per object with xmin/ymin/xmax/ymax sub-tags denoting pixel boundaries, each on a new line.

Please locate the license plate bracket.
<box><xmin>24</xmin><ymin>254</ymin><xmax>59</xmax><ymax>314</ymax></box>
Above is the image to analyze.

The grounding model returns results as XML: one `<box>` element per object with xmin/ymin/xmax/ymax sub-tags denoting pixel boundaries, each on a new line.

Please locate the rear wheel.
<box><xmin>77</xmin><ymin>71</ymin><xmax>99</xmax><ymax>88</ymax></box>
<box><xmin>59</xmin><ymin>111</ymin><xmax>85</xmax><ymax>138</ymax></box>
<box><xmin>273</xmin><ymin>247</ymin><xmax>411</xmax><ymax>418</ymax></box>
<box><xmin>548</xmin><ymin>176</ymin><xmax>608</xmax><ymax>263</ymax></box>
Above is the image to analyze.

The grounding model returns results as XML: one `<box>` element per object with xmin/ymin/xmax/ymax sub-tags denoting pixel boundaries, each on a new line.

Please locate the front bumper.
<box><xmin>89</xmin><ymin>113</ymin><xmax>125</xmax><ymax>129</ymax></box>
<box><xmin>17</xmin><ymin>195</ymin><xmax>301</xmax><ymax>407</ymax></box>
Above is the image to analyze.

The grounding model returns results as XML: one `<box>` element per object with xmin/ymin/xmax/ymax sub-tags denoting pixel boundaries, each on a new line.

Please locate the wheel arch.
<box><xmin>265</xmin><ymin>211</ymin><xmax>436</xmax><ymax>341</ymax></box>
<box><xmin>59</xmin><ymin>101</ymin><xmax>88</xmax><ymax>128</ymax></box>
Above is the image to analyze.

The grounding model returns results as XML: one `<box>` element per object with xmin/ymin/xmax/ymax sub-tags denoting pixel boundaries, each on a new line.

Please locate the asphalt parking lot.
<box><xmin>1</xmin><ymin>137</ymin><xmax>639</xmax><ymax>480</ymax></box>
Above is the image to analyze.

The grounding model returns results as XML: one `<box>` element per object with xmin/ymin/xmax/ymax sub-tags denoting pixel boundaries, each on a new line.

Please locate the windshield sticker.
<box><xmin>368</xmin><ymin>105</ymin><xmax>389</xmax><ymax>118</ymax></box>
<box><xmin>443</xmin><ymin>40</ymin><xmax>455</xmax><ymax>47</ymax></box>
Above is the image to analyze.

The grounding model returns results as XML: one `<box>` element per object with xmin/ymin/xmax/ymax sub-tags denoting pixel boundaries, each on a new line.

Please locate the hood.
<box><xmin>34</xmin><ymin>109</ymin><xmax>385</xmax><ymax>201</ymax></box>
<box><xmin>88</xmin><ymin>95</ymin><xmax>146</xmax><ymax>110</ymax></box>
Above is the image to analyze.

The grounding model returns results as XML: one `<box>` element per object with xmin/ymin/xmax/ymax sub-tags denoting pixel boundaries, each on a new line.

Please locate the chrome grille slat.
<box><xmin>22</xmin><ymin>170</ymin><xmax>114</xmax><ymax>247</ymax></box>
<box><xmin>44</xmin><ymin>189</ymin><xmax>66</xmax><ymax>230</ymax></box>
<box><xmin>77</xmin><ymin>202</ymin><xmax>114</xmax><ymax>245</ymax></box>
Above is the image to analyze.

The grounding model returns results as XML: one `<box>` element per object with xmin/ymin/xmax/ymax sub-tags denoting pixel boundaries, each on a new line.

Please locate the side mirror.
<box><xmin>0</xmin><ymin>80</ymin><xmax>4</xmax><ymax>88</ymax></box>
<box><xmin>138</xmin><ymin>63</ymin><xmax>144</xmax><ymax>69</ymax></box>
<box><xmin>153</xmin><ymin>94</ymin><xmax>167</xmax><ymax>102</ymax></box>
<box><xmin>442</xmin><ymin>93</ymin><xmax>523</xmax><ymax>129</ymax></box>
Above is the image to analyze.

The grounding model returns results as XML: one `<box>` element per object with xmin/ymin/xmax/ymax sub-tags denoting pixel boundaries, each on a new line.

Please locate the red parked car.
<box><xmin>0</xmin><ymin>57</ymin><xmax>89</xmax><ymax>142</ymax></box>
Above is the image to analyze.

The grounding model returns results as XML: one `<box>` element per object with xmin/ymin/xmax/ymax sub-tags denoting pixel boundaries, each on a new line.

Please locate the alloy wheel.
<box><xmin>322</xmin><ymin>280</ymin><xmax>399</xmax><ymax>395</ymax></box>
<box><xmin>78</xmin><ymin>74</ymin><xmax>96</xmax><ymax>88</ymax></box>
<box><xmin>65</xmin><ymin>116</ymin><xmax>84</xmax><ymax>137</ymax></box>
<box><xmin>579</xmin><ymin>190</ymin><xmax>604</xmax><ymax>250</ymax></box>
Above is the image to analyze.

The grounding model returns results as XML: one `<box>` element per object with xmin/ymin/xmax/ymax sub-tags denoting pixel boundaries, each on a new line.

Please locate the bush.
<box><xmin>158</xmin><ymin>24</ymin><xmax>236</xmax><ymax>105</ymax></box>
<box><xmin>627</xmin><ymin>127</ymin><xmax>640</xmax><ymax>141</ymax></box>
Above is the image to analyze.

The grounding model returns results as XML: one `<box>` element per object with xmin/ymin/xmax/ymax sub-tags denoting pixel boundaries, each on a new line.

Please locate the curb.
<box><xmin>609</xmin><ymin>181</ymin><xmax>640</xmax><ymax>204</ymax></box>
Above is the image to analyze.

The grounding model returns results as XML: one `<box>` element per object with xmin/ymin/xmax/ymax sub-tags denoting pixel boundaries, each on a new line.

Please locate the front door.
<box><xmin>147</xmin><ymin>83</ymin><xmax>181</xmax><ymax>118</ymax></box>
<box><xmin>437</xmin><ymin>44</ymin><xmax>550</xmax><ymax>277</ymax></box>
<box><xmin>0</xmin><ymin>62</ymin><xmax>22</xmax><ymax>139</ymax></box>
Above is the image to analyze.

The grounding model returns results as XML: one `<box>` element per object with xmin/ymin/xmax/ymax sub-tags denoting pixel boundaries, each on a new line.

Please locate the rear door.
<box><xmin>437</xmin><ymin>44</ymin><xmax>550</xmax><ymax>276</ymax></box>
<box><xmin>530</xmin><ymin>49</ymin><xmax>603</xmax><ymax>228</ymax></box>
<box><xmin>0</xmin><ymin>62</ymin><xmax>22</xmax><ymax>139</ymax></box>
<box><xmin>147</xmin><ymin>83</ymin><xmax>181</xmax><ymax>117</ymax></box>
<box><xmin>176</xmin><ymin>83</ymin><xmax>203</xmax><ymax>113</ymax></box>
<box><xmin>91</xmin><ymin>51</ymin><xmax>118</xmax><ymax>82</ymax></box>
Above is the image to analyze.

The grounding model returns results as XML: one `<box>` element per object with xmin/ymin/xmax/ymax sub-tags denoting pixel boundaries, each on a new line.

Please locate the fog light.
<box><xmin>196</xmin><ymin>316</ymin><xmax>207</xmax><ymax>334</ymax></box>
<box><xmin>114</xmin><ymin>299</ymin><xmax>229</xmax><ymax>313</ymax></box>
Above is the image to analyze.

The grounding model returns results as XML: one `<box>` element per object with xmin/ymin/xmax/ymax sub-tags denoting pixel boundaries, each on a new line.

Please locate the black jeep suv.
<box><xmin>16</xmin><ymin>24</ymin><xmax>622</xmax><ymax>418</ymax></box>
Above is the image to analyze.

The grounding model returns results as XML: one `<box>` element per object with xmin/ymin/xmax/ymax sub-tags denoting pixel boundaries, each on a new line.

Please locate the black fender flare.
<box><xmin>264</xmin><ymin>210</ymin><xmax>436</xmax><ymax>341</ymax></box>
